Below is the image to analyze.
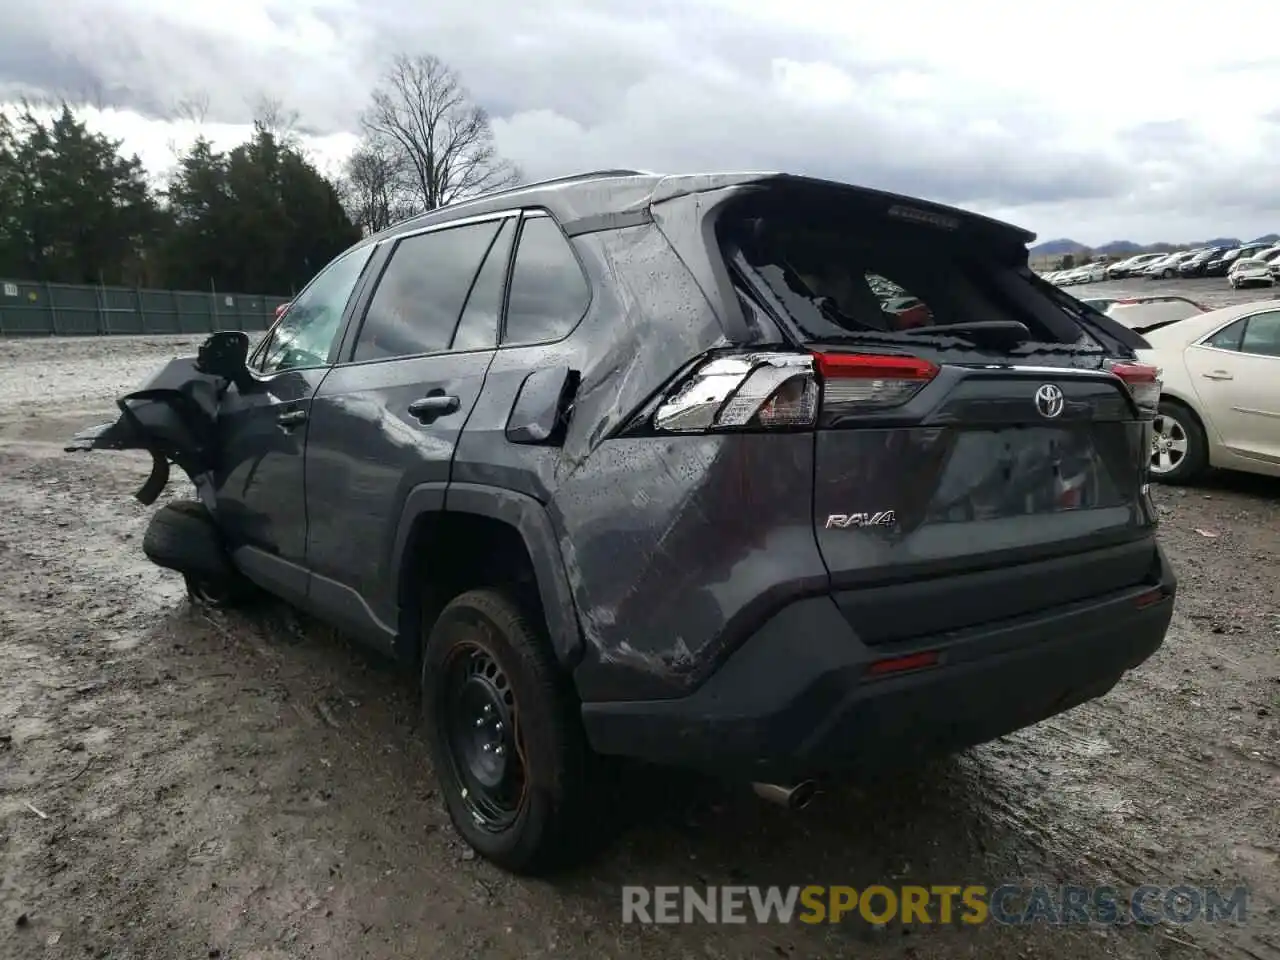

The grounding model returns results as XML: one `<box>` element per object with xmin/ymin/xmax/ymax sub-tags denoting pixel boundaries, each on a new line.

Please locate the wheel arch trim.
<box><xmin>391</xmin><ymin>482</ymin><xmax>585</xmax><ymax>669</ymax></box>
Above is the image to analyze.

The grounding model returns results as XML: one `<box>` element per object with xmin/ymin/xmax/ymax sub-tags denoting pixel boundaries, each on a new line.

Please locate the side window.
<box><xmin>260</xmin><ymin>245</ymin><xmax>375</xmax><ymax>374</ymax></box>
<box><xmin>1240</xmin><ymin>311</ymin><xmax>1280</xmax><ymax>358</ymax></box>
<box><xmin>352</xmin><ymin>220</ymin><xmax>503</xmax><ymax>363</ymax></box>
<box><xmin>1203</xmin><ymin>318</ymin><xmax>1246</xmax><ymax>352</ymax></box>
<box><xmin>502</xmin><ymin>215</ymin><xmax>590</xmax><ymax>346</ymax></box>
<box><xmin>452</xmin><ymin>219</ymin><xmax>515</xmax><ymax>352</ymax></box>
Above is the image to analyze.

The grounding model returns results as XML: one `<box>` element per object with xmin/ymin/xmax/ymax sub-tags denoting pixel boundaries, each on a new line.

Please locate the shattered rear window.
<box><xmin>724</xmin><ymin>213</ymin><xmax>1085</xmax><ymax>349</ymax></box>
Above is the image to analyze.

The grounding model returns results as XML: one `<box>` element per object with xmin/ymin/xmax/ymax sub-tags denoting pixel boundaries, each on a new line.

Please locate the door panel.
<box><xmin>1185</xmin><ymin>311</ymin><xmax>1280</xmax><ymax>461</ymax></box>
<box><xmin>213</xmin><ymin>243</ymin><xmax>377</xmax><ymax>572</ymax></box>
<box><xmin>214</xmin><ymin>368</ymin><xmax>330</xmax><ymax>562</ymax></box>
<box><xmin>302</xmin><ymin>215</ymin><xmax>515</xmax><ymax>633</ymax></box>
<box><xmin>304</xmin><ymin>352</ymin><xmax>494</xmax><ymax>627</ymax></box>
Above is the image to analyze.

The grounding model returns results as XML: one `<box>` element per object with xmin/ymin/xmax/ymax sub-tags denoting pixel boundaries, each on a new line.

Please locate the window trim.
<box><xmin>497</xmin><ymin>209</ymin><xmax>594</xmax><ymax>350</ymax></box>
<box><xmin>1238</xmin><ymin>309</ymin><xmax>1280</xmax><ymax>359</ymax></box>
<box><xmin>336</xmin><ymin>209</ymin><xmax>521</xmax><ymax>368</ymax></box>
<box><xmin>1195</xmin><ymin>309</ymin><xmax>1280</xmax><ymax>356</ymax></box>
<box><xmin>249</xmin><ymin>241</ymin><xmax>379</xmax><ymax>378</ymax></box>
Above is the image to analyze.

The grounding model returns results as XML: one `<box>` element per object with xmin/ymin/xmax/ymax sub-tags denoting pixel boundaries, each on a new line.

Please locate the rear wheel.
<box><xmin>1150</xmin><ymin>400</ymin><xmax>1207</xmax><ymax>485</ymax></box>
<box><xmin>421</xmin><ymin>588</ymin><xmax>601</xmax><ymax>874</ymax></box>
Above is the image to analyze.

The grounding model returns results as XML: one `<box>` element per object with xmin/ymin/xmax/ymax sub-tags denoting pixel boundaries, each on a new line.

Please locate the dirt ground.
<box><xmin>1</xmin><ymin>324</ymin><xmax>1278</xmax><ymax>960</ymax></box>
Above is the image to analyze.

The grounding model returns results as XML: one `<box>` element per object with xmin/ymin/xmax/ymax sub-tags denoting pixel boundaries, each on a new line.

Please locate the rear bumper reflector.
<box><xmin>864</xmin><ymin>650</ymin><xmax>941</xmax><ymax>679</ymax></box>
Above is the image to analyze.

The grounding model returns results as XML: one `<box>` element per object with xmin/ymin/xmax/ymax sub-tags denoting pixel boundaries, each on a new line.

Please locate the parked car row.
<box><xmin>1043</xmin><ymin>243</ymin><xmax>1280</xmax><ymax>287</ymax></box>
<box><xmin>1045</xmin><ymin>262</ymin><xmax>1109</xmax><ymax>285</ymax></box>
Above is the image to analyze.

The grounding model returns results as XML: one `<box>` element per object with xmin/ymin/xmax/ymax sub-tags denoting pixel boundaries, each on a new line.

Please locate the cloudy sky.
<box><xmin>6</xmin><ymin>0</ymin><xmax>1280</xmax><ymax>245</ymax></box>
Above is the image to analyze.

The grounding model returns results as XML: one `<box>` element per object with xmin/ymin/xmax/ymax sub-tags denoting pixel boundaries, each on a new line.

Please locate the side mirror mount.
<box><xmin>196</xmin><ymin>331</ymin><xmax>253</xmax><ymax>391</ymax></box>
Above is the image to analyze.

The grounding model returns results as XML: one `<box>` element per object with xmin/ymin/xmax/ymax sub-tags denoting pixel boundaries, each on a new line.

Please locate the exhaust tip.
<box><xmin>751</xmin><ymin>780</ymin><xmax>818</xmax><ymax>810</ymax></box>
<box><xmin>789</xmin><ymin>780</ymin><xmax>817</xmax><ymax>810</ymax></box>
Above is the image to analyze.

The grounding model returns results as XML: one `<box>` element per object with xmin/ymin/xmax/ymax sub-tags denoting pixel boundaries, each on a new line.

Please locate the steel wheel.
<box><xmin>438</xmin><ymin>641</ymin><xmax>527</xmax><ymax>833</ymax></box>
<box><xmin>1150</xmin><ymin>413</ymin><xmax>1190</xmax><ymax>476</ymax></box>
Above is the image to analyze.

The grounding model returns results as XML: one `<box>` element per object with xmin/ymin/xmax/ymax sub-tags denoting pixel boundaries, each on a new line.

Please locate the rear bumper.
<box><xmin>581</xmin><ymin>545</ymin><xmax>1176</xmax><ymax>781</ymax></box>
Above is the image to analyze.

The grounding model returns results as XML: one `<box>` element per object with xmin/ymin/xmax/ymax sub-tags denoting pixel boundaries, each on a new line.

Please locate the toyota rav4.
<box><xmin>67</xmin><ymin>170</ymin><xmax>1177</xmax><ymax>874</ymax></box>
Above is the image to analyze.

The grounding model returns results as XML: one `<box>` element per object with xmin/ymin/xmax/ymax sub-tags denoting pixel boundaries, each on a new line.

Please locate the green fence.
<box><xmin>0</xmin><ymin>278</ymin><xmax>291</xmax><ymax>337</ymax></box>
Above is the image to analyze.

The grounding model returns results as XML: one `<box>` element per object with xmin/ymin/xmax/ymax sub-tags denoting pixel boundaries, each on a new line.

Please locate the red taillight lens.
<box><xmin>1108</xmin><ymin>361</ymin><xmax>1158</xmax><ymax>383</ymax></box>
<box><xmin>814</xmin><ymin>352</ymin><xmax>938</xmax><ymax>380</ymax></box>
<box><xmin>814</xmin><ymin>351</ymin><xmax>939</xmax><ymax>413</ymax></box>
<box><xmin>1105</xmin><ymin>360</ymin><xmax>1161</xmax><ymax>417</ymax></box>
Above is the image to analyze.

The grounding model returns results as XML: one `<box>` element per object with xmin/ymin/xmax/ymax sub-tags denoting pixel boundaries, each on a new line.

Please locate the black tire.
<box><xmin>421</xmin><ymin>588</ymin><xmax>601</xmax><ymax>874</ymax></box>
<box><xmin>1151</xmin><ymin>400</ymin><xmax>1208</xmax><ymax>485</ymax></box>
<box><xmin>143</xmin><ymin>500</ymin><xmax>257</xmax><ymax>608</ymax></box>
<box><xmin>1162</xmin><ymin>268</ymin><xmax>1175</xmax><ymax>278</ymax></box>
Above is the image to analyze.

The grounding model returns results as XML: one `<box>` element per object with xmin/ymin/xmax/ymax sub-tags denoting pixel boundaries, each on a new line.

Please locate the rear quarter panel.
<box><xmin>497</xmin><ymin>222</ymin><xmax>827</xmax><ymax>702</ymax></box>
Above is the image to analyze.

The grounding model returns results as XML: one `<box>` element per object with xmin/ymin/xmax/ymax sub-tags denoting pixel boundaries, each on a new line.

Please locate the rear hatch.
<box><xmin>717</xmin><ymin>183</ymin><xmax>1162</xmax><ymax>645</ymax></box>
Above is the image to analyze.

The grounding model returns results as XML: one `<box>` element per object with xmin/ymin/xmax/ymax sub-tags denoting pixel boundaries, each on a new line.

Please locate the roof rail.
<box><xmin>461</xmin><ymin>169</ymin><xmax>655</xmax><ymax>204</ymax></box>
<box><xmin>486</xmin><ymin>169</ymin><xmax>653</xmax><ymax>193</ymax></box>
<box><xmin>394</xmin><ymin>169</ymin><xmax>658</xmax><ymax>229</ymax></box>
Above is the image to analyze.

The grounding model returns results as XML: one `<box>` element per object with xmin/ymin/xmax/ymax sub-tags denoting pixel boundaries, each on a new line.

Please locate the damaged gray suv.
<box><xmin>68</xmin><ymin>171</ymin><xmax>1177</xmax><ymax>874</ymax></box>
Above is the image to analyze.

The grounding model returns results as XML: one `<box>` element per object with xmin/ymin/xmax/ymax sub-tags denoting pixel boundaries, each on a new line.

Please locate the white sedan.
<box><xmin>1136</xmin><ymin>302</ymin><xmax>1280</xmax><ymax>483</ymax></box>
<box><xmin>1077</xmin><ymin>262</ymin><xmax>1109</xmax><ymax>283</ymax></box>
<box><xmin>1227</xmin><ymin>258</ymin><xmax>1275</xmax><ymax>289</ymax></box>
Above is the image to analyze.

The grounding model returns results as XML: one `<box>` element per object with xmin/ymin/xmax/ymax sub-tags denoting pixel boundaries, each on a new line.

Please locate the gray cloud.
<box><xmin>1</xmin><ymin>0</ymin><xmax>1273</xmax><ymax>240</ymax></box>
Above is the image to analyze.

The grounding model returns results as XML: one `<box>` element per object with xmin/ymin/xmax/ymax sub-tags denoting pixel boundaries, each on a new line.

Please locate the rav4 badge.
<box><xmin>826</xmin><ymin>511</ymin><xmax>896</xmax><ymax>529</ymax></box>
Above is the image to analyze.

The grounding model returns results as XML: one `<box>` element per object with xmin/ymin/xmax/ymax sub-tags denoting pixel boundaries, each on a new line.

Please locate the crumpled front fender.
<box><xmin>64</xmin><ymin>355</ymin><xmax>227</xmax><ymax>505</ymax></box>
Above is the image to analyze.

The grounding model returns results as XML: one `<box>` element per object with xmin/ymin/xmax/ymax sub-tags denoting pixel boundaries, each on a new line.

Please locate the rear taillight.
<box><xmin>816</xmin><ymin>352</ymin><xmax>938</xmax><ymax>414</ymax></box>
<box><xmin>648</xmin><ymin>350</ymin><xmax>937</xmax><ymax>433</ymax></box>
<box><xmin>652</xmin><ymin>353</ymin><xmax>817</xmax><ymax>432</ymax></box>
<box><xmin>1105</xmin><ymin>360</ymin><xmax>1161</xmax><ymax>417</ymax></box>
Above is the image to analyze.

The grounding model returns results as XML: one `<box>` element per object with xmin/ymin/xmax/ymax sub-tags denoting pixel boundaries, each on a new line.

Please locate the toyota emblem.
<box><xmin>1035</xmin><ymin>383</ymin><xmax>1065</xmax><ymax>419</ymax></box>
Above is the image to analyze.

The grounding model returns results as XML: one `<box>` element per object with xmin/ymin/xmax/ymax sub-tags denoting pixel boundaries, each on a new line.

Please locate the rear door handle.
<box><xmin>1202</xmin><ymin>370</ymin><xmax>1233</xmax><ymax>381</ymax></box>
<box><xmin>408</xmin><ymin>394</ymin><xmax>460</xmax><ymax>424</ymax></box>
<box><xmin>277</xmin><ymin>409</ymin><xmax>308</xmax><ymax>428</ymax></box>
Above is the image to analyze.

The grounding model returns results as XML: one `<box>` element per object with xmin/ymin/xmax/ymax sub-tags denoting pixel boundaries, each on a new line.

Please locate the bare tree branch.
<box><xmin>337</xmin><ymin>138</ymin><xmax>419</xmax><ymax>234</ymax></box>
<box><xmin>170</xmin><ymin>92</ymin><xmax>210</xmax><ymax>126</ymax></box>
<box><xmin>360</xmin><ymin>53</ymin><xmax>521</xmax><ymax>213</ymax></box>
<box><xmin>250</xmin><ymin>94</ymin><xmax>301</xmax><ymax>147</ymax></box>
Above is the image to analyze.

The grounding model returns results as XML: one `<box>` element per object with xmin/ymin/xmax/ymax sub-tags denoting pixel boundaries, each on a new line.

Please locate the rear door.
<box><xmin>1184</xmin><ymin>309</ymin><xmax>1280</xmax><ymax>463</ymax></box>
<box><xmin>301</xmin><ymin>212</ymin><xmax>516</xmax><ymax>639</ymax></box>
<box><xmin>724</xmin><ymin>189</ymin><xmax>1159</xmax><ymax>646</ymax></box>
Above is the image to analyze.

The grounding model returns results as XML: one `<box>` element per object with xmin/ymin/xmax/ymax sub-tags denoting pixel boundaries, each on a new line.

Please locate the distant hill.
<box><xmin>1095</xmin><ymin>240</ymin><xmax>1179</xmax><ymax>256</ymax></box>
<box><xmin>1029</xmin><ymin>235</ymin><xmax>1265</xmax><ymax>258</ymax></box>
<box><xmin>1029</xmin><ymin>238</ymin><xmax>1088</xmax><ymax>257</ymax></box>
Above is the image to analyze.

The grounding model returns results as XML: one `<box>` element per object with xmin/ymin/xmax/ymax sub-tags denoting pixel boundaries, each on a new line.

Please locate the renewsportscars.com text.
<box><xmin>621</xmin><ymin>884</ymin><xmax>1249</xmax><ymax>926</ymax></box>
